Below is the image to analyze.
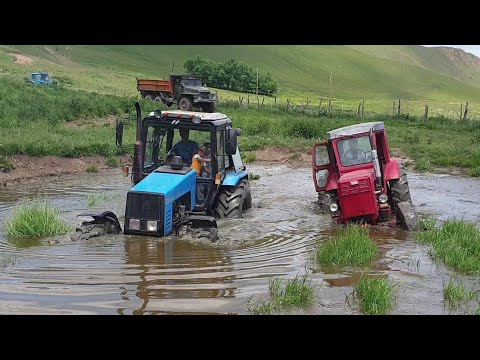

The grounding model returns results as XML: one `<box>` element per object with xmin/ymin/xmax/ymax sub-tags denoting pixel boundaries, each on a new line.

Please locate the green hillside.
<box><xmin>348</xmin><ymin>45</ymin><xmax>480</xmax><ymax>86</ymax></box>
<box><xmin>2</xmin><ymin>45</ymin><xmax>480</xmax><ymax>117</ymax></box>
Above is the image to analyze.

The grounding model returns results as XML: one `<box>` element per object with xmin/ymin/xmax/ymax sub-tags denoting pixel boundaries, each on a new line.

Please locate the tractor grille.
<box><xmin>340</xmin><ymin>179</ymin><xmax>370</xmax><ymax>195</ymax></box>
<box><xmin>126</xmin><ymin>191</ymin><xmax>163</xmax><ymax>220</ymax></box>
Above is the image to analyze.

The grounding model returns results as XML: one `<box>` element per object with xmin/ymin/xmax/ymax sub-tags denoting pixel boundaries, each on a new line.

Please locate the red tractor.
<box><xmin>312</xmin><ymin>121</ymin><xmax>418</xmax><ymax>230</ymax></box>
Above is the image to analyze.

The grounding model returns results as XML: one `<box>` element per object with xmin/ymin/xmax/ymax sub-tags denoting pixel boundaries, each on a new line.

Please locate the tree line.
<box><xmin>184</xmin><ymin>56</ymin><xmax>278</xmax><ymax>96</ymax></box>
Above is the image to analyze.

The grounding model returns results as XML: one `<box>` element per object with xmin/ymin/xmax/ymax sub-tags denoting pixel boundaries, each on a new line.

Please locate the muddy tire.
<box><xmin>317</xmin><ymin>191</ymin><xmax>334</xmax><ymax>213</ymax></box>
<box><xmin>214</xmin><ymin>178</ymin><xmax>250</xmax><ymax>218</ymax></box>
<box><xmin>243</xmin><ymin>181</ymin><xmax>252</xmax><ymax>210</ymax></box>
<box><xmin>389</xmin><ymin>167</ymin><xmax>412</xmax><ymax>205</ymax></box>
<box><xmin>145</xmin><ymin>94</ymin><xmax>154</xmax><ymax>101</ymax></box>
<box><xmin>178</xmin><ymin>97</ymin><xmax>193</xmax><ymax>111</ymax></box>
<box><xmin>395</xmin><ymin>201</ymin><xmax>419</xmax><ymax>231</ymax></box>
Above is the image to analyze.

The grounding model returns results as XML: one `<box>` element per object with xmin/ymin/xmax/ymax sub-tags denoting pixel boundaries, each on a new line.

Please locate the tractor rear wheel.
<box><xmin>178</xmin><ymin>97</ymin><xmax>193</xmax><ymax>111</ymax></box>
<box><xmin>214</xmin><ymin>178</ymin><xmax>250</xmax><ymax>218</ymax></box>
<box><xmin>389</xmin><ymin>167</ymin><xmax>412</xmax><ymax>204</ymax></box>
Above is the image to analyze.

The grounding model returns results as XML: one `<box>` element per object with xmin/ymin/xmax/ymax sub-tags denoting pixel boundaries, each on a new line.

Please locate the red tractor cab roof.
<box><xmin>327</xmin><ymin>122</ymin><xmax>385</xmax><ymax>140</ymax></box>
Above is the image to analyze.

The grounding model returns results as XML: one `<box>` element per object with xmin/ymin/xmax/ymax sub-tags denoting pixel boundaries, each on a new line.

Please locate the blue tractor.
<box><xmin>77</xmin><ymin>102</ymin><xmax>252</xmax><ymax>241</ymax></box>
<box><xmin>28</xmin><ymin>72</ymin><xmax>58</xmax><ymax>86</ymax></box>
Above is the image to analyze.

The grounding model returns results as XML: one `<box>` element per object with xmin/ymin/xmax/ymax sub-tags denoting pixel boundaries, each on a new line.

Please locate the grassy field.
<box><xmin>2</xmin><ymin>75</ymin><xmax>480</xmax><ymax>175</ymax></box>
<box><xmin>3</xmin><ymin>45</ymin><xmax>480</xmax><ymax>119</ymax></box>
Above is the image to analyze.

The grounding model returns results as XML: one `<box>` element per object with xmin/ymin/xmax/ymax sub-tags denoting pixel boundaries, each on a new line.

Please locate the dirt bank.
<box><xmin>0</xmin><ymin>154</ymin><xmax>130</xmax><ymax>187</ymax></box>
<box><xmin>9</xmin><ymin>52</ymin><xmax>33</xmax><ymax>65</ymax></box>
<box><xmin>0</xmin><ymin>147</ymin><xmax>471</xmax><ymax>187</ymax></box>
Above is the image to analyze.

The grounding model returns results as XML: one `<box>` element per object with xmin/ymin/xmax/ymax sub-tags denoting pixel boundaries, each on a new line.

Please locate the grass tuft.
<box><xmin>247</xmin><ymin>273</ymin><xmax>315</xmax><ymax>315</ymax></box>
<box><xmin>443</xmin><ymin>278</ymin><xmax>476</xmax><ymax>308</ymax></box>
<box><xmin>416</xmin><ymin>219</ymin><xmax>480</xmax><ymax>273</ymax></box>
<box><xmin>85</xmin><ymin>164</ymin><xmax>99</xmax><ymax>173</ymax></box>
<box><xmin>5</xmin><ymin>199</ymin><xmax>72</xmax><ymax>238</ymax></box>
<box><xmin>316</xmin><ymin>225</ymin><xmax>378</xmax><ymax>266</ymax></box>
<box><xmin>355</xmin><ymin>274</ymin><xmax>395</xmax><ymax>315</ymax></box>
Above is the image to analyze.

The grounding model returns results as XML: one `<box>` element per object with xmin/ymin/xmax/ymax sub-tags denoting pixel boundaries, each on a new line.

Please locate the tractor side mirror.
<box><xmin>225</xmin><ymin>128</ymin><xmax>238</xmax><ymax>155</ymax></box>
<box><xmin>116</xmin><ymin>118</ymin><xmax>124</xmax><ymax>147</ymax></box>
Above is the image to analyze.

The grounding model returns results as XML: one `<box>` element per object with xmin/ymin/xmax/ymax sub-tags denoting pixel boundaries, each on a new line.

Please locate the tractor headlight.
<box><xmin>379</xmin><ymin>194</ymin><xmax>388</xmax><ymax>204</ymax></box>
<box><xmin>129</xmin><ymin>219</ymin><xmax>140</xmax><ymax>230</ymax></box>
<box><xmin>147</xmin><ymin>221</ymin><xmax>157</xmax><ymax>232</ymax></box>
<box><xmin>330</xmin><ymin>202</ymin><xmax>339</xmax><ymax>212</ymax></box>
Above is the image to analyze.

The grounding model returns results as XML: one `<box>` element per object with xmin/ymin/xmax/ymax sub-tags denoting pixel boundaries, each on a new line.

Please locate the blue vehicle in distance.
<box><xmin>28</xmin><ymin>72</ymin><xmax>58</xmax><ymax>86</ymax></box>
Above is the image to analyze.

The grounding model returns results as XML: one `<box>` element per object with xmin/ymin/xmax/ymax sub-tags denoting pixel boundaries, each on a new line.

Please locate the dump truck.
<box><xmin>137</xmin><ymin>75</ymin><xmax>218</xmax><ymax>113</ymax></box>
<box><xmin>312</xmin><ymin>121</ymin><xmax>418</xmax><ymax>230</ymax></box>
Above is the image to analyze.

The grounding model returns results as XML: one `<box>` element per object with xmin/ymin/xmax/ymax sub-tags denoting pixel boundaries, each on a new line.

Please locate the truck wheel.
<box><xmin>214</xmin><ymin>178</ymin><xmax>250</xmax><ymax>218</ymax></box>
<box><xmin>145</xmin><ymin>94</ymin><xmax>153</xmax><ymax>101</ymax></box>
<box><xmin>395</xmin><ymin>201</ymin><xmax>419</xmax><ymax>231</ymax></box>
<box><xmin>389</xmin><ymin>167</ymin><xmax>412</xmax><ymax>205</ymax></box>
<box><xmin>178</xmin><ymin>97</ymin><xmax>193</xmax><ymax>111</ymax></box>
<box><xmin>154</xmin><ymin>96</ymin><xmax>162</xmax><ymax>102</ymax></box>
<box><xmin>166</xmin><ymin>102</ymin><xmax>173</xmax><ymax>107</ymax></box>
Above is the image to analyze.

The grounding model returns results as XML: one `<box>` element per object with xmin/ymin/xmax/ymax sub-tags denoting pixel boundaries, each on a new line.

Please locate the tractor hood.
<box><xmin>124</xmin><ymin>167</ymin><xmax>197</xmax><ymax>236</ymax></box>
<box><xmin>131</xmin><ymin>166</ymin><xmax>197</xmax><ymax>204</ymax></box>
<box><xmin>338</xmin><ymin>169</ymin><xmax>377</xmax><ymax>219</ymax></box>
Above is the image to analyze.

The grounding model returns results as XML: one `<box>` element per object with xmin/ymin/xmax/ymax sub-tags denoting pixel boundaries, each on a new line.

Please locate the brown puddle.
<box><xmin>0</xmin><ymin>165</ymin><xmax>479</xmax><ymax>314</ymax></box>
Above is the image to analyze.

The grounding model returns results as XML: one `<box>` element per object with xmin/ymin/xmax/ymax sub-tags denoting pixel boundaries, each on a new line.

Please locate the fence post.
<box><xmin>361</xmin><ymin>99</ymin><xmax>364</xmax><ymax>118</ymax></box>
<box><xmin>424</xmin><ymin>104</ymin><xmax>429</xmax><ymax>121</ymax></box>
<box><xmin>262</xmin><ymin>97</ymin><xmax>265</xmax><ymax>107</ymax></box>
<box><xmin>463</xmin><ymin>101</ymin><xmax>469</xmax><ymax>120</ymax></box>
<box><xmin>274</xmin><ymin>96</ymin><xmax>276</xmax><ymax>106</ymax></box>
<box><xmin>357</xmin><ymin>102</ymin><xmax>361</xmax><ymax>117</ymax></box>
<box><xmin>460</xmin><ymin>103</ymin><xmax>463</xmax><ymax>120</ymax></box>
<box><xmin>393</xmin><ymin>100</ymin><xmax>395</xmax><ymax>116</ymax></box>
<box><xmin>286</xmin><ymin>98</ymin><xmax>290</xmax><ymax>111</ymax></box>
<box><xmin>397</xmin><ymin>99</ymin><xmax>401</xmax><ymax>116</ymax></box>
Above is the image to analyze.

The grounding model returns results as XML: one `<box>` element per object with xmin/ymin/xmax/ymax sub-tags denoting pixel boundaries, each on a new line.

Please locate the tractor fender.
<box><xmin>221</xmin><ymin>170</ymin><xmax>248</xmax><ymax>187</ymax></box>
<box><xmin>384</xmin><ymin>159</ymin><xmax>401</xmax><ymax>181</ymax></box>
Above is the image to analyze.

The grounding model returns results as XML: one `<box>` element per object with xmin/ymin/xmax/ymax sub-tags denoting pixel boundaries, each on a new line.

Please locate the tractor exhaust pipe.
<box><xmin>132</xmin><ymin>102</ymin><xmax>144</xmax><ymax>184</ymax></box>
<box><xmin>371</xmin><ymin>150</ymin><xmax>382</xmax><ymax>187</ymax></box>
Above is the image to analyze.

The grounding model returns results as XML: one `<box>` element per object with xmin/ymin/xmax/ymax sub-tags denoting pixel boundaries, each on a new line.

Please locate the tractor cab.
<box><xmin>312</xmin><ymin>122</ymin><xmax>418</xmax><ymax>230</ymax></box>
<box><xmin>113</xmin><ymin>104</ymin><xmax>251</xmax><ymax>239</ymax></box>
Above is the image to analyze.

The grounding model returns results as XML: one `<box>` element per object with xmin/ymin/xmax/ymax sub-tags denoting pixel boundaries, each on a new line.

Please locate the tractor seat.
<box><xmin>170</xmin><ymin>156</ymin><xmax>184</xmax><ymax>170</ymax></box>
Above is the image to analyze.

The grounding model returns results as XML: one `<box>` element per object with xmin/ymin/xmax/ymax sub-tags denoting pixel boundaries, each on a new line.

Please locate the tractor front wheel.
<box><xmin>389</xmin><ymin>167</ymin><xmax>412</xmax><ymax>204</ymax></box>
<box><xmin>178</xmin><ymin>97</ymin><xmax>193</xmax><ymax>111</ymax></box>
<box><xmin>395</xmin><ymin>201</ymin><xmax>419</xmax><ymax>231</ymax></box>
<box><xmin>214</xmin><ymin>178</ymin><xmax>251</xmax><ymax>218</ymax></box>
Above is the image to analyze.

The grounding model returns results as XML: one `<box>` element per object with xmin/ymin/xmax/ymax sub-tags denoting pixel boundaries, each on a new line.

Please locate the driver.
<box><xmin>170</xmin><ymin>128</ymin><xmax>199</xmax><ymax>166</ymax></box>
<box><xmin>342</xmin><ymin>138</ymin><xmax>366</xmax><ymax>165</ymax></box>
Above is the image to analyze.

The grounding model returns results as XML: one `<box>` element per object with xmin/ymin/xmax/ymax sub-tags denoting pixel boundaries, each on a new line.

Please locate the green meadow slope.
<box><xmin>3</xmin><ymin>45</ymin><xmax>480</xmax><ymax>106</ymax></box>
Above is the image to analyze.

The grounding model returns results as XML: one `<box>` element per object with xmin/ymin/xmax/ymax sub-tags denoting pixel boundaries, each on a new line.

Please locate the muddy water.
<box><xmin>0</xmin><ymin>166</ymin><xmax>479</xmax><ymax>314</ymax></box>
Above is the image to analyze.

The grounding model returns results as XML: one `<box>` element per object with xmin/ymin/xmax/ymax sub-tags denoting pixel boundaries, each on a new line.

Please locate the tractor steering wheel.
<box><xmin>343</xmin><ymin>149</ymin><xmax>367</xmax><ymax>165</ymax></box>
